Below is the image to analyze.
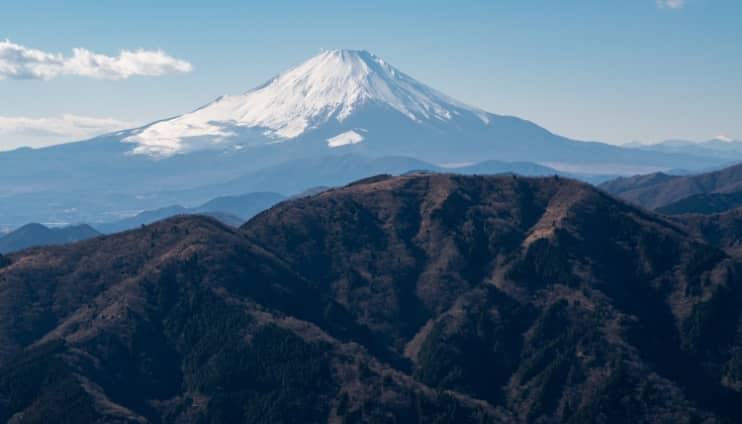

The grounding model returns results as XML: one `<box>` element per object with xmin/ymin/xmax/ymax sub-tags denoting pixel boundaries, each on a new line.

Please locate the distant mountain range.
<box><xmin>0</xmin><ymin>223</ymin><xmax>100</xmax><ymax>254</ymax></box>
<box><xmin>164</xmin><ymin>154</ymin><xmax>617</xmax><ymax>204</ymax></box>
<box><xmin>0</xmin><ymin>192</ymin><xmax>287</xmax><ymax>251</ymax></box>
<box><xmin>0</xmin><ymin>50</ymin><xmax>731</xmax><ymax>228</ymax></box>
<box><xmin>2</xmin><ymin>174</ymin><xmax>742</xmax><ymax>422</ymax></box>
<box><xmin>626</xmin><ymin>137</ymin><xmax>742</xmax><ymax>160</ymax></box>
<box><xmin>95</xmin><ymin>191</ymin><xmax>286</xmax><ymax>234</ymax></box>
<box><xmin>600</xmin><ymin>161</ymin><xmax>742</xmax><ymax>213</ymax></box>
<box><xmin>1</xmin><ymin>154</ymin><xmax>623</xmax><ymax>234</ymax></box>
<box><xmin>0</xmin><ymin>153</ymin><xmax>617</xmax><ymax>229</ymax></box>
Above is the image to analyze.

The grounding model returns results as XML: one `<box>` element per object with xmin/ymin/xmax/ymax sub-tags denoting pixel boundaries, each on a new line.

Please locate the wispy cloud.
<box><xmin>0</xmin><ymin>40</ymin><xmax>193</xmax><ymax>80</ymax></box>
<box><xmin>0</xmin><ymin>114</ymin><xmax>138</xmax><ymax>150</ymax></box>
<box><xmin>657</xmin><ymin>0</ymin><xmax>685</xmax><ymax>9</ymax></box>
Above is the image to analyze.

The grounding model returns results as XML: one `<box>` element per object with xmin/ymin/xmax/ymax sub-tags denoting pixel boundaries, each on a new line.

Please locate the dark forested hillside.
<box><xmin>675</xmin><ymin>208</ymin><xmax>742</xmax><ymax>259</ymax></box>
<box><xmin>657</xmin><ymin>191</ymin><xmax>742</xmax><ymax>215</ymax></box>
<box><xmin>600</xmin><ymin>162</ymin><xmax>742</xmax><ymax>212</ymax></box>
<box><xmin>1</xmin><ymin>174</ymin><xmax>741</xmax><ymax>423</ymax></box>
<box><xmin>0</xmin><ymin>215</ymin><xmax>501</xmax><ymax>423</ymax></box>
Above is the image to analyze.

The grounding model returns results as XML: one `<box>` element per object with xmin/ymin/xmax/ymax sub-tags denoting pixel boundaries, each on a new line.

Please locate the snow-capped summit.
<box><xmin>712</xmin><ymin>135</ymin><xmax>734</xmax><ymax>143</ymax></box>
<box><xmin>118</xmin><ymin>49</ymin><xmax>690</xmax><ymax>171</ymax></box>
<box><xmin>124</xmin><ymin>49</ymin><xmax>491</xmax><ymax>157</ymax></box>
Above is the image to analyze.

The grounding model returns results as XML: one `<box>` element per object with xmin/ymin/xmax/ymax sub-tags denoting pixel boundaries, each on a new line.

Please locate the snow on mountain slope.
<box><xmin>124</xmin><ymin>49</ymin><xmax>490</xmax><ymax>157</ymax></box>
<box><xmin>327</xmin><ymin>129</ymin><xmax>365</xmax><ymax>147</ymax></box>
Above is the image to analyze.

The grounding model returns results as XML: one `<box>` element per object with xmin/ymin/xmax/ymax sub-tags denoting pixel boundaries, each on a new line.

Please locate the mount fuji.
<box><xmin>124</xmin><ymin>49</ymin><xmax>493</xmax><ymax>159</ymax></box>
<box><xmin>113</xmin><ymin>49</ymin><xmax>716</xmax><ymax>169</ymax></box>
<box><xmin>0</xmin><ymin>49</ymin><xmax>728</xmax><ymax>227</ymax></box>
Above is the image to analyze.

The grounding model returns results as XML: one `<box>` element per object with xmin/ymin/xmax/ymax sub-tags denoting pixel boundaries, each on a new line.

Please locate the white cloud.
<box><xmin>657</xmin><ymin>0</ymin><xmax>685</xmax><ymax>9</ymax></box>
<box><xmin>0</xmin><ymin>40</ymin><xmax>192</xmax><ymax>80</ymax></box>
<box><xmin>0</xmin><ymin>114</ymin><xmax>139</xmax><ymax>150</ymax></box>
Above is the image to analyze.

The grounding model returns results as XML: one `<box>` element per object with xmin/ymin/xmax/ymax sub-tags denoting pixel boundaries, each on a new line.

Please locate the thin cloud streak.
<box><xmin>0</xmin><ymin>114</ymin><xmax>139</xmax><ymax>150</ymax></box>
<box><xmin>657</xmin><ymin>0</ymin><xmax>685</xmax><ymax>9</ymax></box>
<box><xmin>0</xmin><ymin>40</ymin><xmax>193</xmax><ymax>80</ymax></box>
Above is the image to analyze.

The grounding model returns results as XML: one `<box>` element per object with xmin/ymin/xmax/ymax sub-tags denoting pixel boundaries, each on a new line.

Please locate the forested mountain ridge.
<box><xmin>0</xmin><ymin>174</ymin><xmax>741</xmax><ymax>422</ymax></box>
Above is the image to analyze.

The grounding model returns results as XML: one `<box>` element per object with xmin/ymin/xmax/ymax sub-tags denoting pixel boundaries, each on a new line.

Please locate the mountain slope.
<box><xmin>675</xmin><ymin>208</ymin><xmax>742</xmax><ymax>259</ymax></box>
<box><xmin>598</xmin><ymin>172</ymin><xmax>681</xmax><ymax>196</ymax></box>
<box><xmin>124</xmin><ymin>50</ymin><xmax>491</xmax><ymax>157</ymax></box>
<box><xmin>0</xmin><ymin>216</ymin><xmax>504</xmax><ymax>423</ymax></box>
<box><xmin>193</xmin><ymin>192</ymin><xmax>286</xmax><ymax>219</ymax></box>
<box><xmin>0</xmin><ymin>223</ymin><xmax>100</xmax><ymax>254</ymax></box>
<box><xmin>657</xmin><ymin>191</ymin><xmax>742</xmax><ymax>215</ymax></box>
<box><xmin>95</xmin><ymin>205</ymin><xmax>189</xmax><ymax>234</ymax></box>
<box><xmin>116</xmin><ymin>49</ymin><xmax>721</xmax><ymax>171</ymax></box>
<box><xmin>95</xmin><ymin>192</ymin><xmax>285</xmax><ymax>234</ymax></box>
<box><xmin>600</xmin><ymin>162</ymin><xmax>742</xmax><ymax>211</ymax></box>
<box><xmin>243</xmin><ymin>174</ymin><xmax>742</xmax><ymax>422</ymax></box>
<box><xmin>1</xmin><ymin>175</ymin><xmax>740</xmax><ymax>422</ymax></box>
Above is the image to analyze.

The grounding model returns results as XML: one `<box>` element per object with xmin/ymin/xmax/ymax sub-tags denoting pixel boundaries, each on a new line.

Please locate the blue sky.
<box><xmin>0</xmin><ymin>0</ymin><xmax>740</xmax><ymax>149</ymax></box>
